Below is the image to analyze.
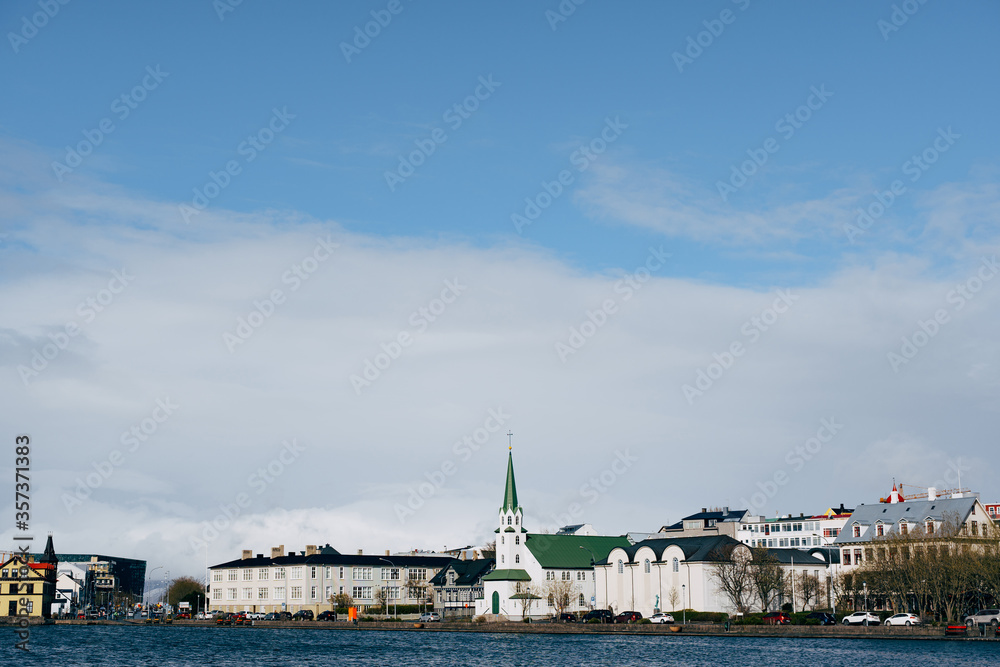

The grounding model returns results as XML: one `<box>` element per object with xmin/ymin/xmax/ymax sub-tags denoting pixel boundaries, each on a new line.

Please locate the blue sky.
<box><xmin>2</xmin><ymin>1</ymin><xmax>999</xmax><ymax>577</ymax></box>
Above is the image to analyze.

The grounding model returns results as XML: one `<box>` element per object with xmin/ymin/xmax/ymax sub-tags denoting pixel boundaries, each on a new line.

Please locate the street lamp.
<box><xmin>579</xmin><ymin>546</ymin><xmax>601</xmax><ymax>611</ymax></box>
<box><xmin>863</xmin><ymin>582</ymin><xmax>868</xmax><ymax>626</ymax></box>
<box><xmin>378</xmin><ymin>558</ymin><xmax>397</xmax><ymax>620</ymax></box>
<box><xmin>682</xmin><ymin>584</ymin><xmax>686</xmax><ymax>625</ymax></box>
<box><xmin>147</xmin><ymin>566</ymin><xmax>163</xmax><ymax>610</ymax></box>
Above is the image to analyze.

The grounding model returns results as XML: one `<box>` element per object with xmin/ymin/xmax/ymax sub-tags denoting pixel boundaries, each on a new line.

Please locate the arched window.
<box><xmin>617</xmin><ymin>560</ymin><xmax>623</xmax><ymax>574</ymax></box>
<box><xmin>515</xmin><ymin>555</ymin><xmax>520</xmax><ymax>564</ymax></box>
<box><xmin>672</xmin><ymin>558</ymin><xmax>679</xmax><ymax>572</ymax></box>
<box><xmin>644</xmin><ymin>559</ymin><xmax>650</xmax><ymax>574</ymax></box>
<box><xmin>507</xmin><ymin>516</ymin><xmax>512</xmax><ymax>525</ymax></box>
<box><xmin>515</xmin><ymin>536</ymin><xmax>519</xmax><ymax>545</ymax></box>
<box><xmin>547</xmin><ymin>594</ymin><xmax>554</xmax><ymax>607</ymax></box>
<box><xmin>579</xmin><ymin>593</ymin><xmax>585</xmax><ymax>607</ymax></box>
<box><xmin>501</xmin><ymin>536</ymin><xmax>504</xmax><ymax>545</ymax></box>
<box><xmin>515</xmin><ymin>516</ymin><xmax>519</xmax><ymax>525</ymax></box>
<box><xmin>501</xmin><ymin>555</ymin><xmax>504</xmax><ymax>564</ymax></box>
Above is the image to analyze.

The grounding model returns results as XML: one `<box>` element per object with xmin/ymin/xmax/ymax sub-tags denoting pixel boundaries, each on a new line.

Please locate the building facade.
<box><xmin>0</xmin><ymin>536</ymin><xmax>58</xmax><ymax>618</ymax></box>
<box><xmin>429</xmin><ymin>557</ymin><xmax>494</xmax><ymax>618</ymax></box>
<box><xmin>208</xmin><ymin>544</ymin><xmax>453</xmax><ymax>615</ymax></box>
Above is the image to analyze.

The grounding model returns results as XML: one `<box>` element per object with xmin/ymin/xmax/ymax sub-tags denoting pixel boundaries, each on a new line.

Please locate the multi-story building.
<box><xmin>208</xmin><ymin>544</ymin><xmax>453</xmax><ymax>615</ymax></box>
<box><xmin>983</xmin><ymin>502</ymin><xmax>1000</xmax><ymax>527</ymax></box>
<box><xmin>658</xmin><ymin>508</ymin><xmax>749</xmax><ymax>539</ymax></box>
<box><xmin>429</xmin><ymin>557</ymin><xmax>494</xmax><ymax>618</ymax></box>
<box><xmin>0</xmin><ymin>536</ymin><xmax>58</xmax><ymax>618</ymax></box>
<box><xmin>736</xmin><ymin>505</ymin><xmax>853</xmax><ymax>550</ymax></box>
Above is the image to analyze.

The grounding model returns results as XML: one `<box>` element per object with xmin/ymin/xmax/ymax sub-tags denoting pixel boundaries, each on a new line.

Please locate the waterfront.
<box><xmin>4</xmin><ymin>626</ymin><xmax>998</xmax><ymax>666</ymax></box>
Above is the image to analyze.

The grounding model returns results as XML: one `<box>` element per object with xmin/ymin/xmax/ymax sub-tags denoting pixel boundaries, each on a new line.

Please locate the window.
<box><xmin>352</xmin><ymin>586</ymin><xmax>373</xmax><ymax>600</ymax></box>
<box><xmin>900</xmin><ymin>522</ymin><xmax>908</xmax><ymax>535</ymax></box>
<box><xmin>876</xmin><ymin>524</ymin><xmax>884</xmax><ymax>537</ymax></box>
<box><xmin>644</xmin><ymin>559</ymin><xmax>650</xmax><ymax>574</ymax></box>
<box><xmin>577</xmin><ymin>572</ymin><xmax>585</xmax><ymax>581</ymax></box>
<box><xmin>854</xmin><ymin>549</ymin><xmax>863</xmax><ymax>564</ymax></box>
<box><xmin>515</xmin><ymin>536</ymin><xmax>519</xmax><ymax>545</ymax></box>
<box><xmin>501</xmin><ymin>536</ymin><xmax>504</xmax><ymax>545</ymax></box>
<box><xmin>258</xmin><ymin>587</ymin><xmax>268</xmax><ymax>599</ymax></box>
<box><xmin>501</xmin><ymin>555</ymin><xmax>504</xmax><ymax>564</ymax></box>
<box><xmin>258</xmin><ymin>568</ymin><xmax>268</xmax><ymax>580</ymax></box>
<box><xmin>273</xmin><ymin>586</ymin><xmax>285</xmax><ymax>599</ymax></box>
<box><xmin>507</xmin><ymin>516</ymin><xmax>512</xmax><ymax>525</ymax></box>
<box><xmin>325</xmin><ymin>567</ymin><xmax>332</xmax><ymax>579</ymax></box>
<box><xmin>926</xmin><ymin>521</ymin><xmax>934</xmax><ymax>535</ymax></box>
<box><xmin>290</xmin><ymin>586</ymin><xmax>302</xmax><ymax>600</ymax></box>
<box><xmin>853</xmin><ymin>526</ymin><xmax>861</xmax><ymax>538</ymax></box>
<box><xmin>547</xmin><ymin>594</ymin><xmax>554</xmax><ymax>607</ymax></box>
<box><xmin>579</xmin><ymin>593</ymin><xmax>585</xmax><ymax>607</ymax></box>
<box><xmin>213</xmin><ymin>589</ymin><xmax>221</xmax><ymax>600</ymax></box>
<box><xmin>408</xmin><ymin>569</ymin><xmax>426</xmax><ymax>581</ymax></box>
<box><xmin>213</xmin><ymin>571</ymin><xmax>223</xmax><ymax>582</ymax></box>
<box><xmin>228</xmin><ymin>570</ymin><xmax>238</xmax><ymax>581</ymax></box>
<box><xmin>291</xmin><ymin>567</ymin><xmax>303</xmax><ymax>579</ymax></box>
<box><xmin>242</xmin><ymin>588</ymin><xmax>252</xmax><ymax>599</ymax></box>
<box><xmin>243</xmin><ymin>569</ymin><xmax>252</xmax><ymax>581</ymax></box>
<box><xmin>339</xmin><ymin>567</ymin><xmax>345</xmax><ymax>579</ymax></box>
<box><xmin>972</xmin><ymin>521</ymin><xmax>978</xmax><ymax>536</ymax></box>
<box><xmin>618</xmin><ymin>560</ymin><xmax>623</xmax><ymax>574</ymax></box>
<box><xmin>275</xmin><ymin>568</ymin><xmax>286</xmax><ymax>580</ymax></box>
<box><xmin>515</xmin><ymin>555</ymin><xmax>520</xmax><ymax>563</ymax></box>
<box><xmin>384</xmin><ymin>568</ymin><xmax>400</xmax><ymax>580</ymax></box>
<box><xmin>311</xmin><ymin>586</ymin><xmax>317</xmax><ymax>600</ymax></box>
<box><xmin>823</xmin><ymin>528</ymin><xmax>839</xmax><ymax>538</ymax></box>
<box><xmin>546</xmin><ymin>571</ymin><xmax>554</xmax><ymax>581</ymax></box>
<box><xmin>515</xmin><ymin>516</ymin><xmax>519</xmax><ymax>525</ymax></box>
<box><xmin>227</xmin><ymin>588</ymin><xmax>237</xmax><ymax>600</ymax></box>
<box><xmin>672</xmin><ymin>558</ymin><xmax>679</xmax><ymax>572</ymax></box>
<box><xmin>311</xmin><ymin>567</ymin><xmax>317</xmax><ymax>579</ymax></box>
<box><xmin>355</xmin><ymin>567</ymin><xmax>373</xmax><ymax>581</ymax></box>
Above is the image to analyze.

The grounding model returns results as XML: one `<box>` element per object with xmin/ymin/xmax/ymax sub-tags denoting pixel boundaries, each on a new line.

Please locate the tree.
<box><xmin>167</xmin><ymin>576</ymin><xmax>205</xmax><ymax>607</ymax></box>
<box><xmin>795</xmin><ymin>571</ymin><xmax>821</xmax><ymax>611</ymax></box>
<box><xmin>374</xmin><ymin>586</ymin><xmax>390</xmax><ymax>615</ymax></box>
<box><xmin>542</xmin><ymin>577</ymin><xmax>575</xmax><ymax>617</ymax></box>
<box><xmin>511</xmin><ymin>584</ymin><xmax>541</xmax><ymax>621</ymax></box>
<box><xmin>667</xmin><ymin>587</ymin><xmax>680</xmax><ymax>613</ymax></box>
<box><xmin>405</xmin><ymin>579</ymin><xmax>432</xmax><ymax>613</ymax></box>
<box><xmin>710</xmin><ymin>544</ymin><xmax>755</xmax><ymax>614</ymax></box>
<box><xmin>481</xmin><ymin>541</ymin><xmax>496</xmax><ymax>561</ymax></box>
<box><xmin>749</xmin><ymin>546</ymin><xmax>785</xmax><ymax>613</ymax></box>
<box><xmin>331</xmin><ymin>592</ymin><xmax>353</xmax><ymax>610</ymax></box>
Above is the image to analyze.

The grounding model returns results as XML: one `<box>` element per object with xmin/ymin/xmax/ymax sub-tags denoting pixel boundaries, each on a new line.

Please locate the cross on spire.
<box><xmin>507</xmin><ymin>430</ymin><xmax>513</xmax><ymax>450</ymax></box>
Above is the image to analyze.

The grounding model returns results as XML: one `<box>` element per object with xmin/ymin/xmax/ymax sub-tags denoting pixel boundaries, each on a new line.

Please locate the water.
<box><xmin>3</xmin><ymin>625</ymin><xmax>996</xmax><ymax>666</ymax></box>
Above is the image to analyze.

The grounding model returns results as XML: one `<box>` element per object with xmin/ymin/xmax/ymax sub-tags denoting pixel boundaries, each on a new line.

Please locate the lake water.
<box><xmin>4</xmin><ymin>625</ymin><xmax>997</xmax><ymax>666</ymax></box>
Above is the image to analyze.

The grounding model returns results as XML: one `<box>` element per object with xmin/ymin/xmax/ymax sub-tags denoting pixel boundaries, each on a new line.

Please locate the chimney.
<box><xmin>257</xmin><ymin>554</ymin><xmax>263</xmax><ymax>559</ymax></box>
<box><xmin>358</xmin><ymin>549</ymin><xmax>363</xmax><ymax>555</ymax></box>
<box><xmin>701</xmin><ymin>507</ymin><xmax>707</xmax><ymax>513</ymax></box>
<box><xmin>241</xmin><ymin>550</ymin><xmax>253</xmax><ymax>560</ymax></box>
<box><xmin>306</xmin><ymin>545</ymin><xmax>318</xmax><ymax>556</ymax></box>
<box><xmin>928</xmin><ymin>487</ymin><xmax>937</xmax><ymax>501</ymax></box>
<box><xmin>800</xmin><ymin>513</ymin><xmax>804</xmax><ymax>518</ymax></box>
<box><xmin>722</xmin><ymin>506</ymin><xmax>729</xmax><ymax>514</ymax></box>
<box><xmin>271</xmin><ymin>545</ymin><xmax>285</xmax><ymax>559</ymax></box>
<box><xmin>461</xmin><ymin>551</ymin><xmax>467</xmax><ymax>561</ymax></box>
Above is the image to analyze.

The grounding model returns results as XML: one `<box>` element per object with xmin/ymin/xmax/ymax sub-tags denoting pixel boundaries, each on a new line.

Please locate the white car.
<box><xmin>649</xmin><ymin>613</ymin><xmax>675</xmax><ymax>624</ymax></box>
<box><xmin>418</xmin><ymin>612</ymin><xmax>441</xmax><ymax>622</ymax></box>
<box><xmin>884</xmin><ymin>613</ymin><xmax>920</xmax><ymax>627</ymax></box>
<box><xmin>246</xmin><ymin>612</ymin><xmax>266</xmax><ymax>620</ymax></box>
<box><xmin>842</xmin><ymin>611</ymin><xmax>880</xmax><ymax>625</ymax></box>
<box><xmin>964</xmin><ymin>609</ymin><xmax>1000</xmax><ymax>628</ymax></box>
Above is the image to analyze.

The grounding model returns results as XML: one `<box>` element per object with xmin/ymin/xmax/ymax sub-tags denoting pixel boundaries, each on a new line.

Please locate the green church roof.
<box><xmin>501</xmin><ymin>451</ymin><xmax>520</xmax><ymax>513</ymax></box>
<box><xmin>482</xmin><ymin>568</ymin><xmax>532</xmax><ymax>581</ymax></box>
<box><xmin>525</xmin><ymin>534</ymin><xmax>631</xmax><ymax>569</ymax></box>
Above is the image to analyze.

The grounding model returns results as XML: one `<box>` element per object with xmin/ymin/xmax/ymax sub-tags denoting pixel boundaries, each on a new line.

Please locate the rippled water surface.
<box><xmin>4</xmin><ymin>625</ymin><xmax>997</xmax><ymax>666</ymax></box>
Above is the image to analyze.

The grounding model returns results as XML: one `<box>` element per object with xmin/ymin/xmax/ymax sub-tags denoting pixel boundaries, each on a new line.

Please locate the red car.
<box><xmin>614</xmin><ymin>611</ymin><xmax>643</xmax><ymax>624</ymax></box>
<box><xmin>763</xmin><ymin>611</ymin><xmax>791</xmax><ymax>625</ymax></box>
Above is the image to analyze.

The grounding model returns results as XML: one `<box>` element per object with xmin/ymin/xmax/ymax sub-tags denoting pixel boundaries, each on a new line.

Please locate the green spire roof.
<box><xmin>501</xmin><ymin>450</ymin><xmax>520</xmax><ymax>513</ymax></box>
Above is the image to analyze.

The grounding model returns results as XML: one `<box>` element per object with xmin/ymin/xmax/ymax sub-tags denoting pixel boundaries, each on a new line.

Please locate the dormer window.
<box><xmin>853</xmin><ymin>525</ymin><xmax>861</xmax><ymax>538</ymax></box>
<box><xmin>926</xmin><ymin>521</ymin><xmax>934</xmax><ymax>534</ymax></box>
<box><xmin>900</xmin><ymin>522</ymin><xmax>908</xmax><ymax>535</ymax></box>
<box><xmin>876</xmin><ymin>524</ymin><xmax>884</xmax><ymax>537</ymax></box>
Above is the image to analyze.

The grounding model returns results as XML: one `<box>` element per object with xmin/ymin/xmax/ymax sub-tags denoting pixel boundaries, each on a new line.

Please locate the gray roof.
<box><xmin>833</xmin><ymin>496</ymin><xmax>977</xmax><ymax>545</ymax></box>
<box><xmin>602</xmin><ymin>535</ymin><xmax>743</xmax><ymax>564</ymax></box>
<box><xmin>768</xmin><ymin>549</ymin><xmax>825</xmax><ymax>566</ymax></box>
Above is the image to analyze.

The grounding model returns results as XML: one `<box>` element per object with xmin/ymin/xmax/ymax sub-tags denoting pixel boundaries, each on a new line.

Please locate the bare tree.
<box><xmin>542</xmin><ymin>577</ymin><xmax>575</xmax><ymax>617</ymax></box>
<box><xmin>749</xmin><ymin>546</ymin><xmax>785</xmax><ymax>613</ymax></box>
<box><xmin>796</xmin><ymin>571</ymin><xmax>821</xmax><ymax>611</ymax></box>
<box><xmin>710</xmin><ymin>544</ymin><xmax>755</xmax><ymax>614</ymax></box>
<box><xmin>512</xmin><ymin>584</ymin><xmax>540</xmax><ymax>621</ymax></box>
<box><xmin>667</xmin><ymin>587</ymin><xmax>680</xmax><ymax>613</ymax></box>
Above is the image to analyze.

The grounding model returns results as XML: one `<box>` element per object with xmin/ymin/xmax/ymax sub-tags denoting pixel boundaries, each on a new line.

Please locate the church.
<box><xmin>475</xmin><ymin>449</ymin><xmax>629</xmax><ymax>619</ymax></box>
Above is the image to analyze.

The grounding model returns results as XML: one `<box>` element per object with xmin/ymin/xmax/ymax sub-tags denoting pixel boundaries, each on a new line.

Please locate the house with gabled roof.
<box><xmin>429</xmin><ymin>557</ymin><xmax>494</xmax><ymax>618</ymax></box>
<box><xmin>0</xmin><ymin>535</ymin><xmax>58</xmax><ymax>618</ymax></box>
<box><xmin>833</xmin><ymin>485</ymin><xmax>993</xmax><ymax>570</ymax></box>
<box><xmin>474</xmin><ymin>449</ymin><xmax>630</xmax><ymax>619</ymax></box>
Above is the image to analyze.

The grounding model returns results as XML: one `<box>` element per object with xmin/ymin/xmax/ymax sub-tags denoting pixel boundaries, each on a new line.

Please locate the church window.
<box><xmin>515</xmin><ymin>555</ymin><xmax>519</xmax><ymax>564</ymax></box>
<box><xmin>501</xmin><ymin>555</ymin><xmax>504</xmax><ymax>564</ymax></box>
<box><xmin>579</xmin><ymin>593</ymin><xmax>585</xmax><ymax>607</ymax></box>
<box><xmin>672</xmin><ymin>558</ymin><xmax>678</xmax><ymax>572</ymax></box>
<box><xmin>515</xmin><ymin>536</ymin><xmax>519</xmax><ymax>545</ymax></box>
<box><xmin>507</xmin><ymin>516</ymin><xmax>512</xmax><ymax>525</ymax></box>
<box><xmin>617</xmin><ymin>560</ymin><xmax>623</xmax><ymax>574</ymax></box>
<box><xmin>644</xmin><ymin>559</ymin><xmax>650</xmax><ymax>574</ymax></box>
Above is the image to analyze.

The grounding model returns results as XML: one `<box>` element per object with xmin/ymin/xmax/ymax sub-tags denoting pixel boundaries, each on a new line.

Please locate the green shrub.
<box><xmin>733</xmin><ymin>613</ymin><xmax>765</xmax><ymax>625</ymax></box>
<box><xmin>586</xmin><ymin>618</ymin><xmax>602</xmax><ymax>624</ymax></box>
<box><xmin>637</xmin><ymin>618</ymin><xmax>652</xmax><ymax>624</ymax></box>
<box><xmin>676</xmin><ymin>610</ymin><xmax>728</xmax><ymax>623</ymax></box>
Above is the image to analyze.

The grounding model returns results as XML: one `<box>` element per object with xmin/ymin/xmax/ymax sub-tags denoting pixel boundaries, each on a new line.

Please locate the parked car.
<box><xmin>175</xmin><ymin>612</ymin><xmax>191</xmax><ymax>619</ymax></box>
<box><xmin>614</xmin><ymin>611</ymin><xmax>643</xmax><ymax>624</ymax></box>
<box><xmin>556</xmin><ymin>612</ymin><xmax>577</xmax><ymax>623</ymax></box>
<box><xmin>291</xmin><ymin>610</ymin><xmax>314</xmax><ymax>621</ymax></box>
<box><xmin>763</xmin><ymin>611</ymin><xmax>791</xmax><ymax>625</ymax></box>
<box><xmin>964</xmin><ymin>609</ymin><xmax>1000</xmax><ymax>628</ymax></box>
<box><xmin>842</xmin><ymin>611</ymin><xmax>880</xmax><ymax>625</ymax></box>
<box><xmin>215</xmin><ymin>612</ymin><xmax>237</xmax><ymax>625</ymax></box>
<box><xmin>317</xmin><ymin>610</ymin><xmax>338</xmax><ymax>621</ymax></box>
<box><xmin>649</xmin><ymin>613</ymin><xmax>675</xmax><ymax>624</ymax></box>
<box><xmin>884</xmin><ymin>613</ymin><xmax>920</xmax><ymax>627</ymax></box>
<box><xmin>581</xmin><ymin>609</ymin><xmax>615</xmax><ymax>624</ymax></box>
<box><xmin>245</xmin><ymin>612</ymin><xmax>265</xmax><ymax>620</ymax></box>
<box><xmin>804</xmin><ymin>612</ymin><xmax>836</xmax><ymax>626</ymax></box>
<box><xmin>277</xmin><ymin>611</ymin><xmax>293</xmax><ymax>621</ymax></box>
<box><xmin>418</xmin><ymin>612</ymin><xmax>441</xmax><ymax>622</ymax></box>
<box><xmin>263</xmin><ymin>612</ymin><xmax>279</xmax><ymax>621</ymax></box>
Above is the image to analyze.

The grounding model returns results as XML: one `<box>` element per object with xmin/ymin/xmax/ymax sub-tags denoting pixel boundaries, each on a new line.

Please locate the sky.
<box><xmin>1</xmin><ymin>1</ymin><xmax>999</xmax><ymax>582</ymax></box>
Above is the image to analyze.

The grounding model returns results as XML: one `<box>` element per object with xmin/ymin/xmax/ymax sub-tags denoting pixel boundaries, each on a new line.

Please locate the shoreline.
<box><xmin>37</xmin><ymin>619</ymin><xmax>999</xmax><ymax>641</ymax></box>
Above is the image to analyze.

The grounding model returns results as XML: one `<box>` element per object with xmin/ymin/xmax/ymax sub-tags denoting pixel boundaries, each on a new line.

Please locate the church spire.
<box><xmin>501</xmin><ymin>432</ymin><xmax>519</xmax><ymax>513</ymax></box>
<box><xmin>41</xmin><ymin>534</ymin><xmax>56</xmax><ymax>563</ymax></box>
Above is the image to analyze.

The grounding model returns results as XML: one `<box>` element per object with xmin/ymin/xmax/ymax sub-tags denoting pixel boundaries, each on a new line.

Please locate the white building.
<box><xmin>736</xmin><ymin>506</ymin><xmax>853</xmax><ymax>551</ymax></box>
<box><xmin>475</xmin><ymin>450</ymin><xmax>630</xmax><ymax>619</ymax></box>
